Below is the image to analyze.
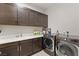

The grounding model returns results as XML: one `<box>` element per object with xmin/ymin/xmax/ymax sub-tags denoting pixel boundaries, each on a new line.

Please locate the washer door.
<box><xmin>44</xmin><ymin>38</ymin><xmax>53</xmax><ymax>49</ymax></box>
<box><xmin>56</xmin><ymin>41</ymin><xmax>78</xmax><ymax>56</ymax></box>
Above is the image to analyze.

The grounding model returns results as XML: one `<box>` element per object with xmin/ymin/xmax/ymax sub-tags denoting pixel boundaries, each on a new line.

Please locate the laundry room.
<box><xmin>0</xmin><ymin>0</ymin><xmax>79</xmax><ymax>57</ymax></box>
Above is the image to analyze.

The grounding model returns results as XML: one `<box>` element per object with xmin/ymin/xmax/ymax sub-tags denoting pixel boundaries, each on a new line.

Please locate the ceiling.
<box><xmin>27</xmin><ymin>3</ymin><xmax>55</xmax><ymax>10</ymax></box>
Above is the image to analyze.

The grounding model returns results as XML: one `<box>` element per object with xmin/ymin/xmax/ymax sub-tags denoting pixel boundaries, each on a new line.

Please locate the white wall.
<box><xmin>45</xmin><ymin>4</ymin><xmax>79</xmax><ymax>36</ymax></box>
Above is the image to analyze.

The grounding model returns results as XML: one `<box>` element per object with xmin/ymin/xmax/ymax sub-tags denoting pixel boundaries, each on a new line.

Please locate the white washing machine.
<box><xmin>56</xmin><ymin>40</ymin><xmax>79</xmax><ymax>56</ymax></box>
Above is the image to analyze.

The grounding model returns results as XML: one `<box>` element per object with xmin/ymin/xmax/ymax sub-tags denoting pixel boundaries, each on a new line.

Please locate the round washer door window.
<box><xmin>56</xmin><ymin>41</ymin><xmax>78</xmax><ymax>56</ymax></box>
<box><xmin>44</xmin><ymin>38</ymin><xmax>53</xmax><ymax>49</ymax></box>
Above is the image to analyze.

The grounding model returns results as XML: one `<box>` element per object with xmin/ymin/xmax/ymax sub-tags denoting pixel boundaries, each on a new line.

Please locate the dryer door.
<box><xmin>56</xmin><ymin>41</ymin><xmax>78</xmax><ymax>56</ymax></box>
<box><xmin>44</xmin><ymin>38</ymin><xmax>53</xmax><ymax>49</ymax></box>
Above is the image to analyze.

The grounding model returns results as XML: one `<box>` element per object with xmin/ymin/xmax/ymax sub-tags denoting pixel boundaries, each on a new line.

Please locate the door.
<box><xmin>0</xmin><ymin>3</ymin><xmax>17</xmax><ymax>25</ymax></box>
<box><xmin>0</xmin><ymin>42</ymin><xmax>19</xmax><ymax>56</ymax></box>
<box><xmin>18</xmin><ymin>7</ymin><xmax>29</xmax><ymax>26</ymax></box>
<box><xmin>33</xmin><ymin>38</ymin><xmax>42</xmax><ymax>53</ymax></box>
<box><xmin>29</xmin><ymin>10</ymin><xmax>38</xmax><ymax>26</ymax></box>
<box><xmin>43</xmin><ymin>14</ymin><xmax>48</xmax><ymax>27</ymax></box>
<box><xmin>36</xmin><ymin>13</ymin><xmax>43</xmax><ymax>26</ymax></box>
<box><xmin>40</xmin><ymin>14</ymin><xmax>48</xmax><ymax>27</ymax></box>
<box><xmin>20</xmin><ymin>39</ymin><xmax>32</xmax><ymax>56</ymax></box>
<box><xmin>4</xmin><ymin>44</ymin><xmax>19</xmax><ymax>56</ymax></box>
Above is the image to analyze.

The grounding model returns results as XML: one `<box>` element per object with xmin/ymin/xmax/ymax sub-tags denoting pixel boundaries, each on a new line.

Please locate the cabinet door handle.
<box><xmin>0</xmin><ymin>51</ymin><xmax>2</xmax><ymax>55</ymax></box>
<box><xmin>17</xmin><ymin>46</ymin><xmax>19</xmax><ymax>52</ymax></box>
<box><xmin>20</xmin><ymin>46</ymin><xmax>21</xmax><ymax>51</ymax></box>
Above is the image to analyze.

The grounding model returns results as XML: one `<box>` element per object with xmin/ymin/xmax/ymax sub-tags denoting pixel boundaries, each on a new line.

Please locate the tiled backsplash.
<box><xmin>0</xmin><ymin>25</ymin><xmax>43</xmax><ymax>37</ymax></box>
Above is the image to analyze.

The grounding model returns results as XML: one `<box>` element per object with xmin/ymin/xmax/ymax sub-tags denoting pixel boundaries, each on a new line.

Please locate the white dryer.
<box><xmin>56</xmin><ymin>41</ymin><xmax>79</xmax><ymax>56</ymax></box>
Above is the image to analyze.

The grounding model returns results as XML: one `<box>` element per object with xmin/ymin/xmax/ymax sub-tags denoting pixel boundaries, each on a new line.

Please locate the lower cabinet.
<box><xmin>0</xmin><ymin>42</ymin><xmax>19</xmax><ymax>56</ymax></box>
<box><xmin>20</xmin><ymin>39</ymin><xmax>33</xmax><ymax>56</ymax></box>
<box><xmin>33</xmin><ymin>38</ymin><xmax>42</xmax><ymax>53</ymax></box>
<box><xmin>4</xmin><ymin>44</ymin><xmax>19</xmax><ymax>56</ymax></box>
<box><xmin>0</xmin><ymin>37</ymin><xmax>43</xmax><ymax>56</ymax></box>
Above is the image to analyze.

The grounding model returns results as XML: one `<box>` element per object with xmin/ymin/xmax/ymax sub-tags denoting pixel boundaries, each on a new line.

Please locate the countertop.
<box><xmin>0</xmin><ymin>35</ymin><xmax>43</xmax><ymax>45</ymax></box>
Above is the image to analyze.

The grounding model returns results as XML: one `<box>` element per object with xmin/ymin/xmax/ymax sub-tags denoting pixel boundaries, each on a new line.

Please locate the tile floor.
<box><xmin>32</xmin><ymin>50</ymin><xmax>49</xmax><ymax>56</ymax></box>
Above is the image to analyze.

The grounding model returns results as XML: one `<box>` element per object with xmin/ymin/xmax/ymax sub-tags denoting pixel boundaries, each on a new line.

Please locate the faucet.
<box><xmin>20</xmin><ymin>33</ymin><xmax>22</xmax><ymax>37</ymax></box>
<box><xmin>16</xmin><ymin>33</ymin><xmax>22</xmax><ymax>38</ymax></box>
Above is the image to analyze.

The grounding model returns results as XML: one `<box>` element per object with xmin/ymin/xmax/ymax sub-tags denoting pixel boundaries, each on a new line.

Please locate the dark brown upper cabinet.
<box><xmin>0</xmin><ymin>4</ymin><xmax>17</xmax><ymax>25</ymax></box>
<box><xmin>40</xmin><ymin>13</ymin><xmax>48</xmax><ymax>27</ymax></box>
<box><xmin>17</xmin><ymin>7</ymin><xmax>29</xmax><ymax>26</ymax></box>
<box><xmin>43</xmin><ymin>14</ymin><xmax>48</xmax><ymax>27</ymax></box>
<box><xmin>0</xmin><ymin>3</ymin><xmax>48</xmax><ymax>27</ymax></box>
<box><xmin>28</xmin><ymin>10</ymin><xmax>38</xmax><ymax>26</ymax></box>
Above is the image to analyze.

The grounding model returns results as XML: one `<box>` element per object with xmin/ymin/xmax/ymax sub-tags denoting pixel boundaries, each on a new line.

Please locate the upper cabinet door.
<box><xmin>36</xmin><ymin>13</ymin><xmax>43</xmax><ymax>26</ymax></box>
<box><xmin>0</xmin><ymin>4</ymin><xmax>17</xmax><ymax>25</ymax></box>
<box><xmin>43</xmin><ymin>14</ymin><xmax>48</xmax><ymax>27</ymax></box>
<box><xmin>18</xmin><ymin>8</ymin><xmax>29</xmax><ymax>26</ymax></box>
<box><xmin>40</xmin><ymin>14</ymin><xmax>48</xmax><ymax>27</ymax></box>
<box><xmin>0</xmin><ymin>3</ymin><xmax>48</xmax><ymax>27</ymax></box>
<box><xmin>29</xmin><ymin>10</ymin><xmax>38</xmax><ymax>26</ymax></box>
